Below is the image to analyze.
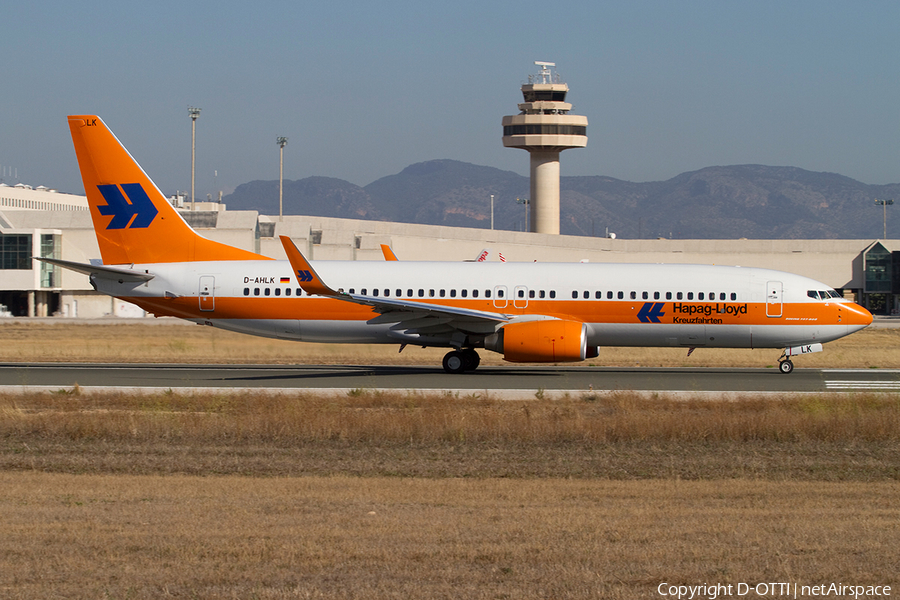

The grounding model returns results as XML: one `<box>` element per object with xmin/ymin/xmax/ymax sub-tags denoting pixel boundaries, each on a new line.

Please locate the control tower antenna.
<box><xmin>502</xmin><ymin>61</ymin><xmax>588</xmax><ymax>234</ymax></box>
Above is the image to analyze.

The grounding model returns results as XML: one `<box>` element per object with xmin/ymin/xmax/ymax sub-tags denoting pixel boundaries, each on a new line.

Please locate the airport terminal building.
<box><xmin>1</xmin><ymin>184</ymin><xmax>898</xmax><ymax>318</ymax></box>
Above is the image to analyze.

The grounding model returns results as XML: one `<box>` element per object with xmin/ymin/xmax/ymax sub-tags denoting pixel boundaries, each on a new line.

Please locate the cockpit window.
<box><xmin>808</xmin><ymin>289</ymin><xmax>843</xmax><ymax>300</ymax></box>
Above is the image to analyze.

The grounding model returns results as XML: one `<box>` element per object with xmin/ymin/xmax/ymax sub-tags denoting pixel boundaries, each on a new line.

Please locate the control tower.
<box><xmin>502</xmin><ymin>62</ymin><xmax>588</xmax><ymax>234</ymax></box>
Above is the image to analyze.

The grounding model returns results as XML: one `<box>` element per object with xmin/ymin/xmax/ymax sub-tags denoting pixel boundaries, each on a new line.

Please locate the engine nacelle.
<box><xmin>485</xmin><ymin>319</ymin><xmax>587</xmax><ymax>363</ymax></box>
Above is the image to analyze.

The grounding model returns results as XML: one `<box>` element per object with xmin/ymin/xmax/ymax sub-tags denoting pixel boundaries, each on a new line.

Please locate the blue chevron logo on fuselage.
<box><xmin>637</xmin><ymin>302</ymin><xmax>666</xmax><ymax>323</ymax></box>
<box><xmin>96</xmin><ymin>183</ymin><xmax>158</xmax><ymax>229</ymax></box>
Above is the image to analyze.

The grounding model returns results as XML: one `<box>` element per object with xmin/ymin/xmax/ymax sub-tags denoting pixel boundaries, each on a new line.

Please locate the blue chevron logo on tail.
<box><xmin>296</xmin><ymin>270</ymin><xmax>313</xmax><ymax>282</ymax></box>
<box><xmin>97</xmin><ymin>183</ymin><xmax>159</xmax><ymax>229</ymax></box>
<box><xmin>637</xmin><ymin>302</ymin><xmax>666</xmax><ymax>323</ymax></box>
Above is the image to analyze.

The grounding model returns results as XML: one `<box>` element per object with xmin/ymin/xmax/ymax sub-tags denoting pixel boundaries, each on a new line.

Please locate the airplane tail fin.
<box><xmin>67</xmin><ymin>115</ymin><xmax>268</xmax><ymax>264</ymax></box>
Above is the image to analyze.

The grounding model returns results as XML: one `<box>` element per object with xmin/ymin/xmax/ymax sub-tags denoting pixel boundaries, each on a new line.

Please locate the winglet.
<box><xmin>380</xmin><ymin>244</ymin><xmax>399</xmax><ymax>261</ymax></box>
<box><xmin>280</xmin><ymin>235</ymin><xmax>341</xmax><ymax>297</ymax></box>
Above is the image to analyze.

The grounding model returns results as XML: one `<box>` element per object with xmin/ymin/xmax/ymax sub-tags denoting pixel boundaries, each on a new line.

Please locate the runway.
<box><xmin>2</xmin><ymin>363</ymin><xmax>899</xmax><ymax>397</ymax></box>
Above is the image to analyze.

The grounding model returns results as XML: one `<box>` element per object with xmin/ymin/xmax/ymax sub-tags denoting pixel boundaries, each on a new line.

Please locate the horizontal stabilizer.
<box><xmin>35</xmin><ymin>257</ymin><xmax>154</xmax><ymax>282</ymax></box>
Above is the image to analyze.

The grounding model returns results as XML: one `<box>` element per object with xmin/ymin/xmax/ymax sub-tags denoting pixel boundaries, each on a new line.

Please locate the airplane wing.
<box><xmin>280</xmin><ymin>236</ymin><xmax>510</xmax><ymax>340</ymax></box>
<box><xmin>35</xmin><ymin>257</ymin><xmax>155</xmax><ymax>282</ymax></box>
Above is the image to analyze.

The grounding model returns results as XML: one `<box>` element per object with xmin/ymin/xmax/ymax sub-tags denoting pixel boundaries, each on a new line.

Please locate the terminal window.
<box><xmin>1</xmin><ymin>234</ymin><xmax>32</xmax><ymax>270</ymax></box>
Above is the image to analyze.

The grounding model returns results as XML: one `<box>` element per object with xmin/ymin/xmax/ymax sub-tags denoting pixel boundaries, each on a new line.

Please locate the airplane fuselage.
<box><xmin>94</xmin><ymin>259</ymin><xmax>872</xmax><ymax>350</ymax></box>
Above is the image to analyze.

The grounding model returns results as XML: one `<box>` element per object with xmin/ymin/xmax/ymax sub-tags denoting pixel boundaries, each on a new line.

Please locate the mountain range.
<box><xmin>223</xmin><ymin>161</ymin><xmax>900</xmax><ymax>239</ymax></box>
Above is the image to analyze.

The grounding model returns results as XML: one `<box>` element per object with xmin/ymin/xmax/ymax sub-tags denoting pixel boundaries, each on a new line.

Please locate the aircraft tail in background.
<box><xmin>67</xmin><ymin>115</ymin><xmax>267</xmax><ymax>265</ymax></box>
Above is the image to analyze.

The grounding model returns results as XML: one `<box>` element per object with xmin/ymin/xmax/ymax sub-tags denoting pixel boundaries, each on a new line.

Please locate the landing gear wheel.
<box><xmin>461</xmin><ymin>349</ymin><xmax>481</xmax><ymax>372</ymax></box>
<box><xmin>778</xmin><ymin>359</ymin><xmax>794</xmax><ymax>374</ymax></box>
<box><xmin>442</xmin><ymin>350</ymin><xmax>466</xmax><ymax>374</ymax></box>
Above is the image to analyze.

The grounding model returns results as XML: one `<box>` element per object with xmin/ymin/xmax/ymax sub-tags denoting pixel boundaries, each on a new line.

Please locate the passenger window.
<box><xmin>549</xmin><ymin>291</ymin><xmax>556</xmax><ymax>299</ymax></box>
<box><xmin>486</xmin><ymin>290</ymin><xmax>491</xmax><ymax>298</ymax></box>
<box><xmin>642</xmin><ymin>292</ymin><xmax>649</xmax><ymax>300</ymax></box>
<box><xmin>296</xmin><ymin>288</ymin><xmax>302</xmax><ymax>296</ymax></box>
<box><xmin>687</xmin><ymin>292</ymin><xmax>694</xmax><ymax>300</ymax></box>
<box><xmin>698</xmin><ymin>292</ymin><xmax>704</xmax><ymax>300</ymax></box>
<box><xmin>418</xmin><ymin>289</ymin><xmax>425</xmax><ymax>297</ymax></box>
<box><xmin>286</xmin><ymin>288</ymin><xmax>291</xmax><ymax>296</ymax></box>
<box><xmin>264</xmin><ymin>288</ymin><xmax>271</xmax><ymax>296</ymax></box>
<box><xmin>719</xmin><ymin>293</ymin><xmax>726</xmax><ymax>301</ymax></box>
<box><xmin>451</xmin><ymin>290</ymin><xmax>457</xmax><ymax>298</ymax></box>
<box><xmin>275</xmin><ymin>288</ymin><xmax>281</xmax><ymax>296</ymax></box>
<box><xmin>676</xmin><ymin>292</ymin><xmax>683</xmax><ymax>300</ymax></box>
<box><xmin>243</xmin><ymin>288</ymin><xmax>250</xmax><ymax>296</ymax></box>
<box><xmin>462</xmin><ymin>289</ymin><xmax>468</xmax><ymax>298</ymax></box>
<box><xmin>630</xmin><ymin>291</ymin><xmax>637</xmax><ymax>300</ymax></box>
<box><xmin>583</xmin><ymin>291</ymin><xmax>589</xmax><ymax>299</ymax></box>
<box><xmin>372</xmin><ymin>289</ymin><xmax>378</xmax><ymax>297</ymax></box>
<box><xmin>730</xmin><ymin>293</ymin><xmax>737</xmax><ymax>301</ymax></box>
<box><xmin>497</xmin><ymin>289</ymin><xmax>504</xmax><ymax>298</ymax></box>
<box><xmin>254</xmin><ymin>288</ymin><xmax>260</xmax><ymax>296</ymax></box>
<box><xmin>529</xmin><ymin>290</ymin><xmax>535</xmax><ymax>299</ymax></box>
<box><xmin>473</xmin><ymin>289</ymin><xmax>479</xmax><ymax>298</ymax></box>
<box><xmin>572</xmin><ymin>291</ymin><xmax>578</xmax><ymax>299</ymax></box>
<box><xmin>607</xmin><ymin>291</ymin><xmax>613</xmax><ymax>299</ymax></box>
<box><xmin>429</xmin><ymin>289</ymin><xmax>435</xmax><ymax>297</ymax></box>
<box><xmin>407</xmin><ymin>289</ymin><xmax>413</xmax><ymax>297</ymax></box>
<box><xmin>665</xmin><ymin>292</ymin><xmax>671</xmax><ymax>300</ymax></box>
<box><xmin>540</xmin><ymin>290</ymin><xmax>546</xmax><ymax>299</ymax></box>
<box><xmin>361</xmin><ymin>288</ymin><xmax>367</xmax><ymax>295</ymax></box>
<box><xmin>654</xmin><ymin>292</ymin><xmax>660</xmax><ymax>300</ymax></box>
<box><xmin>617</xmin><ymin>291</ymin><xmax>624</xmax><ymax>299</ymax></box>
<box><xmin>518</xmin><ymin>290</ymin><xmax>525</xmax><ymax>298</ymax></box>
<box><xmin>595</xmin><ymin>291</ymin><xmax>602</xmax><ymax>299</ymax></box>
<box><xmin>440</xmin><ymin>289</ymin><xmax>446</xmax><ymax>297</ymax></box>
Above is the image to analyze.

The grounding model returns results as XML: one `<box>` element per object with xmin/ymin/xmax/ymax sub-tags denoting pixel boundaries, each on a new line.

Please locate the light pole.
<box><xmin>277</xmin><ymin>137</ymin><xmax>288</xmax><ymax>221</ymax></box>
<box><xmin>188</xmin><ymin>107</ymin><xmax>201</xmax><ymax>211</ymax></box>
<box><xmin>875</xmin><ymin>198</ymin><xmax>893</xmax><ymax>239</ymax></box>
<box><xmin>490</xmin><ymin>194</ymin><xmax>494</xmax><ymax>230</ymax></box>
<box><xmin>516</xmin><ymin>197</ymin><xmax>530</xmax><ymax>232</ymax></box>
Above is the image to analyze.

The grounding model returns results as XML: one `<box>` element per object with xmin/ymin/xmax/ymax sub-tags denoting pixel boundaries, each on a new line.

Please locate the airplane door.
<box><xmin>766</xmin><ymin>281</ymin><xmax>782</xmax><ymax>318</ymax></box>
<box><xmin>199</xmin><ymin>276</ymin><xmax>215</xmax><ymax>311</ymax></box>
<box><xmin>493</xmin><ymin>285</ymin><xmax>508</xmax><ymax>309</ymax></box>
<box><xmin>513</xmin><ymin>286</ymin><xmax>528</xmax><ymax>309</ymax></box>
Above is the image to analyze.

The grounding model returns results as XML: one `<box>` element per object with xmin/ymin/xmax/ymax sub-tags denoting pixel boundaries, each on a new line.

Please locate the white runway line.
<box><xmin>825</xmin><ymin>380</ymin><xmax>900</xmax><ymax>390</ymax></box>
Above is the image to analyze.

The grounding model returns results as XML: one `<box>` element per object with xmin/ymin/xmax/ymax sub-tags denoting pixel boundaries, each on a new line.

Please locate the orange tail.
<box><xmin>68</xmin><ymin>115</ymin><xmax>268</xmax><ymax>264</ymax></box>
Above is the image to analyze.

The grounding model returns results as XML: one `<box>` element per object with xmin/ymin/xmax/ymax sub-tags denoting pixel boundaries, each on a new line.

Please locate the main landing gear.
<box><xmin>442</xmin><ymin>349</ymin><xmax>481</xmax><ymax>374</ymax></box>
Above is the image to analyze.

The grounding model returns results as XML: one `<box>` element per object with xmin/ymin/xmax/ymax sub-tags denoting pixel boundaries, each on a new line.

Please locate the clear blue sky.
<box><xmin>2</xmin><ymin>0</ymin><xmax>898</xmax><ymax>200</ymax></box>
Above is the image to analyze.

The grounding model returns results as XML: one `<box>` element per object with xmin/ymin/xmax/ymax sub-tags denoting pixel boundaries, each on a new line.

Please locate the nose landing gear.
<box><xmin>777</xmin><ymin>343</ymin><xmax>823</xmax><ymax>374</ymax></box>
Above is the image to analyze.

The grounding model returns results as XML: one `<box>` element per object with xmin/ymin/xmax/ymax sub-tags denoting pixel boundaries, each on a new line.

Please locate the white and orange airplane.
<box><xmin>44</xmin><ymin>115</ymin><xmax>873</xmax><ymax>374</ymax></box>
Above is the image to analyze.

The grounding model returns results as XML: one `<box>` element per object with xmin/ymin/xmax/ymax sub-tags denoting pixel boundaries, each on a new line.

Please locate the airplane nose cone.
<box><xmin>842</xmin><ymin>302</ymin><xmax>873</xmax><ymax>330</ymax></box>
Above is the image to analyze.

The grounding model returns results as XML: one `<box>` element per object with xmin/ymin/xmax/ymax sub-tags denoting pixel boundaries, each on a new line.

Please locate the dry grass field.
<box><xmin>1</xmin><ymin>390</ymin><xmax>899</xmax><ymax>598</ymax></box>
<box><xmin>0</xmin><ymin>319</ymin><xmax>898</xmax><ymax>368</ymax></box>
<box><xmin>1</xmin><ymin>473</ymin><xmax>897</xmax><ymax>599</ymax></box>
<box><xmin>1</xmin><ymin>321</ymin><xmax>898</xmax><ymax>598</ymax></box>
<box><xmin>3</xmin><ymin>390</ymin><xmax>900</xmax><ymax>479</ymax></box>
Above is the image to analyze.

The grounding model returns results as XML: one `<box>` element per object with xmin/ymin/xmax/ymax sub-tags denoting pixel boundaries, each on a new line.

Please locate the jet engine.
<box><xmin>485</xmin><ymin>319</ymin><xmax>587</xmax><ymax>363</ymax></box>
